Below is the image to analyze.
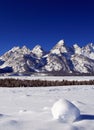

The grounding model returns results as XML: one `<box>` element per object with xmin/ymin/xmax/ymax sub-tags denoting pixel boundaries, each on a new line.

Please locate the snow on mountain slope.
<box><xmin>71</xmin><ymin>54</ymin><xmax>94</xmax><ymax>73</ymax></box>
<box><xmin>0</xmin><ymin>40</ymin><xmax>94</xmax><ymax>75</ymax></box>
<box><xmin>0</xmin><ymin>46</ymin><xmax>32</xmax><ymax>73</ymax></box>
<box><xmin>31</xmin><ymin>45</ymin><xmax>45</xmax><ymax>58</ymax></box>
<box><xmin>44</xmin><ymin>53</ymin><xmax>70</xmax><ymax>72</ymax></box>
<box><xmin>44</xmin><ymin>40</ymin><xmax>72</xmax><ymax>72</ymax></box>
<box><xmin>73</xmin><ymin>44</ymin><xmax>82</xmax><ymax>54</ymax></box>
<box><xmin>82</xmin><ymin>43</ymin><xmax>94</xmax><ymax>60</ymax></box>
<box><xmin>73</xmin><ymin>43</ymin><xmax>94</xmax><ymax>59</ymax></box>
<box><xmin>0</xmin><ymin>46</ymin><xmax>30</xmax><ymax>61</ymax></box>
<box><xmin>50</xmin><ymin>40</ymin><xmax>68</xmax><ymax>55</ymax></box>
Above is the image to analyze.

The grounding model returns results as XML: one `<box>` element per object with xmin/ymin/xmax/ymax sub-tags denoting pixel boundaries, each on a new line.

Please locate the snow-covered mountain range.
<box><xmin>0</xmin><ymin>40</ymin><xmax>94</xmax><ymax>76</ymax></box>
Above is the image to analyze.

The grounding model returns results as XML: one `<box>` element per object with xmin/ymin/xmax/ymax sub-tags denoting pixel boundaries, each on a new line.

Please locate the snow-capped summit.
<box><xmin>21</xmin><ymin>45</ymin><xmax>31</xmax><ymax>54</ymax></box>
<box><xmin>83</xmin><ymin>43</ymin><xmax>94</xmax><ymax>52</ymax></box>
<box><xmin>10</xmin><ymin>46</ymin><xmax>20</xmax><ymax>52</ymax></box>
<box><xmin>56</xmin><ymin>39</ymin><xmax>65</xmax><ymax>46</ymax></box>
<box><xmin>50</xmin><ymin>40</ymin><xmax>68</xmax><ymax>55</ymax></box>
<box><xmin>73</xmin><ymin>44</ymin><xmax>82</xmax><ymax>54</ymax></box>
<box><xmin>32</xmin><ymin>45</ymin><xmax>45</xmax><ymax>58</ymax></box>
<box><xmin>0</xmin><ymin>46</ymin><xmax>31</xmax><ymax>61</ymax></box>
<box><xmin>0</xmin><ymin>46</ymin><xmax>32</xmax><ymax>73</ymax></box>
<box><xmin>1</xmin><ymin>46</ymin><xmax>20</xmax><ymax>58</ymax></box>
<box><xmin>86</xmin><ymin>43</ymin><xmax>94</xmax><ymax>48</ymax></box>
<box><xmin>0</xmin><ymin>40</ymin><xmax>94</xmax><ymax>75</ymax></box>
<box><xmin>82</xmin><ymin>43</ymin><xmax>94</xmax><ymax>60</ymax></box>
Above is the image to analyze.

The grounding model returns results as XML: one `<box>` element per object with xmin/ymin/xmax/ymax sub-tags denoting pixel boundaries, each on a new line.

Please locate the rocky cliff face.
<box><xmin>0</xmin><ymin>40</ymin><xmax>94</xmax><ymax>76</ymax></box>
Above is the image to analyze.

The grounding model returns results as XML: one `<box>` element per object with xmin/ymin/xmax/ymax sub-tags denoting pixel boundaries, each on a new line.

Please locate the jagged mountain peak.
<box><xmin>3</xmin><ymin>45</ymin><xmax>30</xmax><ymax>55</ymax></box>
<box><xmin>0</xmin><ymin>39</ymin><xmax>94</xmax><ymax>75</ymax></box>
<box><xmin>32</xmin><ymin>45</ymin><xmax>42</xmax><ymax>50</ymax></box>
<box><xmin>0</xmin><ymin>45</ymin><xmax>31</xmax><ymax>61</ymax></box>
<box><xmin>73</xmin><ymin>44</ymin><xmax>82</xmax><ymax>54</ymax></box>
<box><xmin>21</xmin><ymin>45</ymin><xmax>31</xmax><ymax>54</ymax></box>
<box><xmin>8</xmin><ymin>46</ymin><xmax>20</xmax><ymax>52</ymax></box>
<box><xmin>22</xmin><ymin>45</ymin><xmax>28</xmax><ymax>49</ymax></box>
<box><xmin>73</xmin><ymin>44</ymin><xmax>80</xmax><ymax>48</ymax></box>
<box><xmin>87</xmin><ymin>42</ymin><xmax>94</xmax><ymax>46</ymax></box>
<box><xmin>53</xmin><ymin>40</ymin><xmax>66</xmax><ymax>49</ymax></box>
<box><xmin>50</xmin><ymin>39</ymin><xmax>68</xmax><ymax>55</ymax></box>
<box><xmin>84</xmin><ymin>43</ymin><xmax>94</xmax><ymax>50</ymax></box>
<box><xmin>32</xmin><ymin>45</ymin><xmax>45</xmax><ymax>58</ymax></box>
<box><xmin>56</xmin><ymin>39</ymin><xmax>65</xmax><ymax>46</ymax></box>
<box><xmin>0</xmin><ymin>46</ymin><xmax>20</xmax><ymax>60</ymax></box>
<box><xmin>81</xmin><ymin>43</ymin><xmax>94</xmax><ymax>60</ymax></box>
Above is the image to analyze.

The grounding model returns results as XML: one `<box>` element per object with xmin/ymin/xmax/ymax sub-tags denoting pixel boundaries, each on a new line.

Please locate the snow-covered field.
<box><xmin>0</xmin><ymin>85</ymin><xmax>94</xmax><ymax>130</ymax></box>
<box><xmin>0</xmin><ymin>76</ymin><xmax>94</xmax><ymax>81</ymax></box>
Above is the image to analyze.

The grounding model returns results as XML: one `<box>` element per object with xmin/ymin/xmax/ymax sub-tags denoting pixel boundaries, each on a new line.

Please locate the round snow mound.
<box><xmin>51</xmin><ymin>99</ymin><xmax>80</xmax><ymax>122</ymax></box>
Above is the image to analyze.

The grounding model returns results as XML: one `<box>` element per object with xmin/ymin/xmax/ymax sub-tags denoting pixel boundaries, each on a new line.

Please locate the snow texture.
<box><xmin>0</xmin><ymin>40</ymin><xmax>94</xmax><ymax>75</ymax></box>
<box><xmin>0</xmin><ymin>80</ymin><xmax>93</xmax><ymax>130</ymax></box>
<box><xmin>31</xmin><ymin>45</ymin><xmax>45</xmax><ymax>58</ymax></box>
<box><xmin>51</xmin><ymin>98</ymin><xmax>80</xmax><ymax>122</ymax></box>
<box><xmin>50</xmin><ymin>40</ymin><xmax>68</xmax><ymax>55</ymax></box>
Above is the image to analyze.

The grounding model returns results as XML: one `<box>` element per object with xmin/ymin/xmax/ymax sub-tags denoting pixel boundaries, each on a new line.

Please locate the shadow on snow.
<box><xmin>77</xmin><ymin>114</ymin><xmax>94</xmax><ymax>121</ymax></box>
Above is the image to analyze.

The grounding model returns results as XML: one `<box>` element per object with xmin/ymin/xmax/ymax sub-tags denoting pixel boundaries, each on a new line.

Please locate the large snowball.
<box><xmin>51</xmin><ymin>99</ymin><xmax>80</xmax><ymax>122</ymax></box>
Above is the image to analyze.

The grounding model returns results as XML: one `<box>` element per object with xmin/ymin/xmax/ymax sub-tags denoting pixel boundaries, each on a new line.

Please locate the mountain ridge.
<box><xmin>0</xmin><ymin>40</ymin><xmax>94</xmax><ymax>76</ymax></box>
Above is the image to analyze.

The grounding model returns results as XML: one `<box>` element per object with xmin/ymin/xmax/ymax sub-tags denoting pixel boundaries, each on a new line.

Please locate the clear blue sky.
<box><xmin>0</xmin><ymin>0</ymin><xmax>94</xmax><ymax>55</ymax></box>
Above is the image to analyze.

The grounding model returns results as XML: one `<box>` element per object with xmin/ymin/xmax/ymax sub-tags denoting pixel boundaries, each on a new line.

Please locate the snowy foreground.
<box><xmin>0</xmin><ymin>85</ymin><xmax>94</xmax><ymax>130</ymax></box>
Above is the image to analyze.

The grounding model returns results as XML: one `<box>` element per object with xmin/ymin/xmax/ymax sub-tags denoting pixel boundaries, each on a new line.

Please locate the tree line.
<box><xmin>0</xmin><ymin>78</ymin><xmax>94</xmax><ymax>87</ymax></box>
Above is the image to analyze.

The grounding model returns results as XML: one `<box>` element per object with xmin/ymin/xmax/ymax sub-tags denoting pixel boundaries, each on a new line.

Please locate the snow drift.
<box><xmin>0</xmin><ymin>85</ymin><xmax>93</xmax><ymax>130</ymax></box>
<box><xmin>51</xmin><ymin>98</ymin><xmax>80</xmax><ymax>122</ymax></box>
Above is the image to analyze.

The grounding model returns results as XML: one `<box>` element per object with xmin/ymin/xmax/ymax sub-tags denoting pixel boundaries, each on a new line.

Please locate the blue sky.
<box><xmin>0</xmin><ymin>0</ymin><xmax>94</xmax><ymax>55</ymax></box>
